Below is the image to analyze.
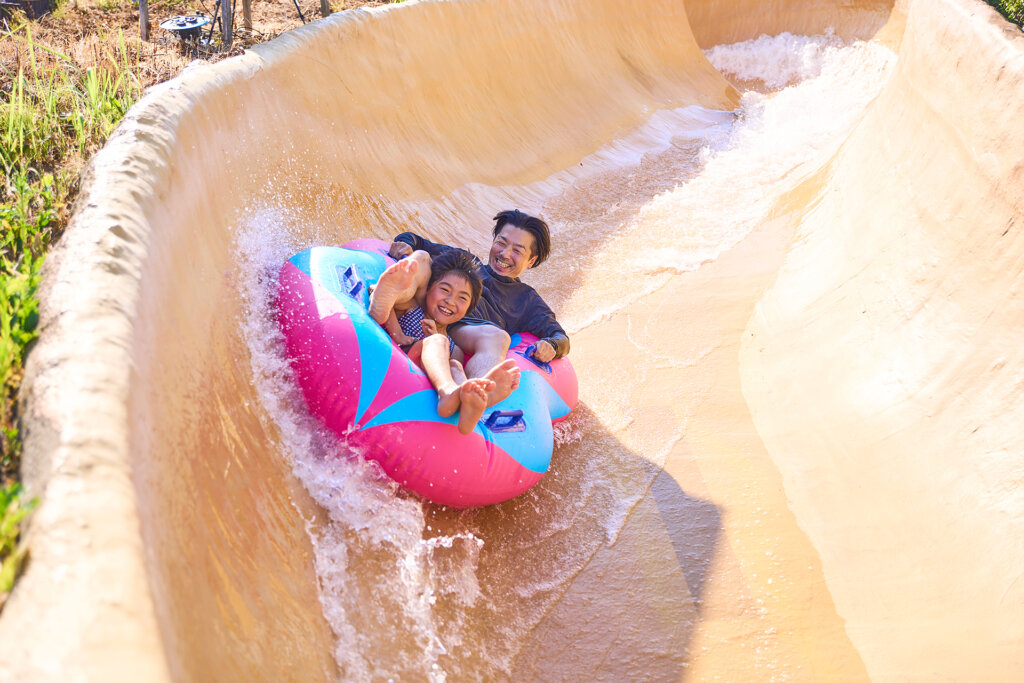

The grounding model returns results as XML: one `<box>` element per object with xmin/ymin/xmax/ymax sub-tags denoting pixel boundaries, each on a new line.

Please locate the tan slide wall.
<box><xmin>688</xmin><ymin>0</ymin><xmax>894</xmax><ymax>47</ymax></box>
<box><xmin>0</xmin><ymin>0</ymin><xmax>1020</xmax><ymax>679</ymax></box>
<box><xmin>741</xmin><ymin>0</ymin><xmax>1024</xmax><ymax>677</ymax></box>
<box><xmin>3</xmin><ymin>2</ymin><xmax>739</xmax><ymax>679</ymax></box>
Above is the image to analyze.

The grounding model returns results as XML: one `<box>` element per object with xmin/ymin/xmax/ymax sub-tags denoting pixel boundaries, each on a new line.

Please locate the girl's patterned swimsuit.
<box><xmin>397</xmin><ymin>306</ymin><xmax>456</xmax><ymax>355</ymax></box>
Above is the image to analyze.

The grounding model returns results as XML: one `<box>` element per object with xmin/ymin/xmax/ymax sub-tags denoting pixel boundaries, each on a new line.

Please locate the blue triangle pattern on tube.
<box><xmin>294</xmin><ymin>247</ymin><xmax>392</xmax><ymax>425</ymax></box>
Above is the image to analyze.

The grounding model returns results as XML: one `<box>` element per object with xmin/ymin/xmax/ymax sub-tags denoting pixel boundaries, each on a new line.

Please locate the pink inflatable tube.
<box><xmin>276</xmin><ymin>239</ymin><xmax>578</xmax><ymax>507</ymax></box>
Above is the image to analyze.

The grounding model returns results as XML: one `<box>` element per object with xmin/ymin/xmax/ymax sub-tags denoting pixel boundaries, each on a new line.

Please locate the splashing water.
<box><xmin>232</xmin><ymin>31</ymin><xmax>896</xmax><ymax>681</ymax></box>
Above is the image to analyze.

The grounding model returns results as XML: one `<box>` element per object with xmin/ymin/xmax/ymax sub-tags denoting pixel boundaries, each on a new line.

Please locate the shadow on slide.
<box><xmin>422</xmin><ymin>403</ymin><xmax>724</xmax><ymax>680</ymax></box>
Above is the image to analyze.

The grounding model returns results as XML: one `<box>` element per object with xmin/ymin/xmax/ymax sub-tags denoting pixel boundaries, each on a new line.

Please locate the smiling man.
<box><xmin>389</xmin><ymin>209</ymin><xmax>571</xmax><ymax>416</ymax></box>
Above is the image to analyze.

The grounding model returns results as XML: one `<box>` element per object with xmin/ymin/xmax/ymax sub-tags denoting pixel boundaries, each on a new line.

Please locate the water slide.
<box><xmin>3</xmin><ymin>0</ymin><xmax>1023</xmax><ymax>679</ymax></box>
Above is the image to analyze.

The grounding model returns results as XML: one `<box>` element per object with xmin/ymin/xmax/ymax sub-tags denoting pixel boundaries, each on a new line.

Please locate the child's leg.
<box><xmin>406</xmin><ymin>339</ymin><xmax>425</xmax><ymax>367</ymax></box>
<box><xmin>456</xmin><ymin>381</ymin><xmax>491</xmax><ymax>435</ymax></box>
<box><xmin>448</xmin><ymin>323</ymin><xmax>512</xmax><ymax>381</ymax></box>
<box><xmin>421</xmin><ymin>334</ymin><xmax>462</xmax><ymax>417</ymax></box>
<box><xmin>368</xmin><ymin>250</ymin><xmax>431</xmax><ymax>325</ymax></box>
<box><xmin>448</xmin><ymin>324</ymin><xmax>519</xmax><ymax>405</ymax></box>
<box><xmin>382</xmin><ymin>310</ymin><xmax>410</xmax><ymax>345</ymax></box>
<box><xmin>421</xmin><ymin>335</ymin><xmax>498</xmax><ymax>427</ymax></box>
<box><xmin>449</xmin><ymin>357</ymin><xmax>495</xmax><ymax>434</ymax></box>
<box><xmin>407</xmin><ymin>250</ymin><xmax>432</xmax><ymax>301</ymax></box>
<box><xmin>449</xmin><ymin>357</ymin><xmax>468</xmax><ymax>384</ymax></box>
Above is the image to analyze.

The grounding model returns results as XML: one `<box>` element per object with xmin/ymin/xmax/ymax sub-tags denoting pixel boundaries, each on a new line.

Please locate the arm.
<box><xmin>383</xmin><ymin>310</ymin><xmax>418</xmax><ymax>347</ymax></box>
<box><xmin>523</xmin><ymin>291</ymin><xmax>570</xmax><ymax>360</ymax></box>
<box><xmin>533</xmin><ymin>332</ymin><xmax>569</xmax><ymax>362</ymax></box>
<box><xmin>392</xmin><ymin>232</ymin><xmax>454</xmax><ymax>259</ymax></box>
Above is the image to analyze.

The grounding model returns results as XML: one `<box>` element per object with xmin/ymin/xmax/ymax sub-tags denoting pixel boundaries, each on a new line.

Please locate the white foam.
<box><xmin>556</xmin><ymin>33</ymin><xmax>896</xmax><ymax>334</ymax></box>
<box><xmin>232</xmin><ymin>30</ymin><xmax>898</xmax><ymax>681</ymax></box>
<box><xmin>704</xmin><ymin>30</ymin><xmax>845</xmax><ymax>87</ymax></box>
<box><xmin>233</xmin><ymin>207</ymin><xmax>486</xmax><ymax>681</ymax></box>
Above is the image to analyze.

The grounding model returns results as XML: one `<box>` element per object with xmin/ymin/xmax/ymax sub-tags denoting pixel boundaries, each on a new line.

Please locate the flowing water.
<box><xmin>12</xmin><ymin>0</ymin><xmax>1024</xmax><ymax>679</ymax></box>
<box><xmin>232</xmin><ymin>32</ymin><xmax>896</xmax><ymax>680</ymax></box>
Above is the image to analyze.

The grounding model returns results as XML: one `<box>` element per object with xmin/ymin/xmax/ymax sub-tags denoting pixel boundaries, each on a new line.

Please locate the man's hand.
<box><xmin>421</xmin><ymin>318</ymin><xmax>438</xmax><ymax>337</ymax></box>
<box><xmin>532</xmin><ymin>339</ymin><xmax>556</xmax><ymax>363</ymax></box>
<box><xmin>389</xmin><ymin>241</ymin><xmax>413</xmax><ymax>259</ymax></box>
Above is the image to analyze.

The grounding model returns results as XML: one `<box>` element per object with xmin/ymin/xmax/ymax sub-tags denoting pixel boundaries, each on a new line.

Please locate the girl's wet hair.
<box><xmin>492</xmin><ymin>209</ymin><xmax>551</xmax><ymax>267</ymax></box>
<box><xmin>428</xmin><ymin>249</ymin><xmax>484</xmax><ymax>311</ymax></box>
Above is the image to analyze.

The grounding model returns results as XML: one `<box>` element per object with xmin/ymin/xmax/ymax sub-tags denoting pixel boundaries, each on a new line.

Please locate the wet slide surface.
<box><xmin>3</xmin><ymin>0</ymin><xmax>1024</xmax><ymax>680</ymax></box>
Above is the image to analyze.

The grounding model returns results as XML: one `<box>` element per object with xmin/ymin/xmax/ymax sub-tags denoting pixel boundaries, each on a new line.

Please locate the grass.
<box><xmin>0</xmin><ymin>0</ymin><xmax>379</xmax><ymax>613</ymax></box>
<box><xmin>0</xmin><ymin>482</ymin><xmax>35</xmax><ymax>603</ymax></box>
<box><xmin>0</xmin><ymin>19</ymin><xmax>145</xmax><ymax>608</ymax></box>
<box><xmin>0</xmin><ymin>0</ymin><xmax>368</xmax><ymax>610</ymax></box>
<box><xmin>986</xmin><ymin>0</ymin><xmax>1024</xmax><ymax>27</ymax></box>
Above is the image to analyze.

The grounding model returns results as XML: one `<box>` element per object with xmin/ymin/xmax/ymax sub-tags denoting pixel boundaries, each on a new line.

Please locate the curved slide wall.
<box><xmin>740</xmin><ymin>0</ymin><xmax>1024</xmax><ymax>677</ymax></box>
<box><xmin>1</xmin><ymin>0</ymin><xmax>1022</xmax><ymax>680</ymax></box>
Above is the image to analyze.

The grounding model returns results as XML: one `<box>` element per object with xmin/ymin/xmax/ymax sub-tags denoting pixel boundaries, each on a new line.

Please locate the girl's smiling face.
<box><xmin>424</xmin><ymin>273</ymin><xmax>474</xmax><ymax>326</ymax></box>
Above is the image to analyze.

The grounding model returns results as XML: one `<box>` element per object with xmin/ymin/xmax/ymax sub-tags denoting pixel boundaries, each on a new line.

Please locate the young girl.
<box><xmin>369</xmin><ymin>249</ymin><xmax>515</xmax><ymax>433</ymax></box>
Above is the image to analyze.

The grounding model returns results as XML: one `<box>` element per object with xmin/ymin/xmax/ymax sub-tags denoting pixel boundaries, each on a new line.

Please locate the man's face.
<box><xmin>488</xmin><ymin>226</ymin><xmax>538</xmax><ymax>279</ymax></box>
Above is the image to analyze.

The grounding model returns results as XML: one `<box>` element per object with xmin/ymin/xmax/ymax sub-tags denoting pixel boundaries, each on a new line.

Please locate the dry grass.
<box><xmin>1</xmin><ymin>0</ymin><xmax>389</xmax><ymax>182</ymax></box>
<box><xmin>0</xmin><ymin>0</ymin><xmax>394</xmax><ymax>608</ymax></box>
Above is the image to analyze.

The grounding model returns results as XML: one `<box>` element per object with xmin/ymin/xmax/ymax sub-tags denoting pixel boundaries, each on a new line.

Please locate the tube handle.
<box><xmin>483</xmin><ymin>409</ymin><xmax>526</xmax><ymax>433</ymax></box>
<box><xmin>338</xmin><ymin>264</ymin><xmax>363</xmax><ymax>299</ymax></box>
<box><xmin>517</xmin><ymin>344</ymin><xmax>553</xmax><ymax>374</ymax></box>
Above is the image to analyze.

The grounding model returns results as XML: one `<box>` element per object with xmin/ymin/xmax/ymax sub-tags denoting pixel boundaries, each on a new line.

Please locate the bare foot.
<box><xmin>457</xmin><ymin>379</ymin><xmax>492</xmax><ymax>435</ymax></box>
<box><xmin>483</xmin><ymin>359</ymin><xmax>521</xmax><ymax>407</ymax></box>
<box><xmin>368</xmin><ymin>258</ymin><xmax>418</xmax><ymax>324</ymax></box>
<box><xmin>436</xmin><ymin>383</ymin><xmax>461</xmax><ymax>418</ymax></box>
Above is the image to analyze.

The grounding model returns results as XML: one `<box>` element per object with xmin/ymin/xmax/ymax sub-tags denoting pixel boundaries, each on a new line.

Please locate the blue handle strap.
<box><xmin>337</xmin><ymin>264</ymin><xmax>364</xmax><ymax>299</ymax></box>
<box><xmin>516</xmin><ymin>344</ymin><xmax>553</xmax><ymax>374</ymax></box>
<box><xmin>483</xmin><ymin>409</ymin><xmax>526</xmax><ymax>433</ymax></box>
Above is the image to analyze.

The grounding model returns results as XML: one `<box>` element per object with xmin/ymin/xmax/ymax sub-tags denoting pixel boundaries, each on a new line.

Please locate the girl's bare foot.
<box><xmin>457</xmin><ymin>379</ymin><xmax>492</xmax><ymax>434</ymax></box>
<box><xmin>437</xmin><ymin>383</ymin><xmax>461</xmax><ymax>417</ymax></box>
<box><xmin>368</xmin><ymin>258</ymin><xmax>418</xmax><ymax>323</ymax></box>
<box><xmin>483</xmin><ymin>359</ymin><xmax>521</xmax><ymax>407</ymax></box>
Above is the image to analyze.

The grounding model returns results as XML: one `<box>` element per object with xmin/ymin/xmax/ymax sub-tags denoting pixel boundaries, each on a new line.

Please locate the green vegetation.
<box><xmin>0</xmin><ymin>0</ymin><xmax>320</xmax><ymax>608</ymax></box>
<box><xmin>0</xmin><ymin>482</ymin><xmax>36</xmax><ymax>602</ymax></box>
<box><xmin>986</xmin><ymin>0</ymin><xmax>1024</xmax><ymax>27</ymax></box>
<box><xmin>1</xmin><ymin>21</ymin><xmax>144</xmax><ymax>604</ymax></box>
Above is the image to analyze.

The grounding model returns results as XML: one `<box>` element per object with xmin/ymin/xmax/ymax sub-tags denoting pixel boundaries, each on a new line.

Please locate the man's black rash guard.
<box><xmin>394</xmin><ymin>232</ymin><xmax>571</xmax><ymax>359</ymax></box>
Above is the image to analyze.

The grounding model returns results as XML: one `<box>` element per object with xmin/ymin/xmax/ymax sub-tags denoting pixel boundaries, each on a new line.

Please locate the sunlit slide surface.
<box><xmin>3</xmin><ymin>0</ymin><xmax>1023</xmax><ymax>679</ymax></box>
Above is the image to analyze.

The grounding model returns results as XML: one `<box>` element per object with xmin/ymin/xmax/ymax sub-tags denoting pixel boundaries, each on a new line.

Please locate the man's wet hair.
<box><xmin>492</xmin><ymin>209</ymin><xmax>551</xmax><ymax>267</ymax></box>
<box><xmin>428</xmin><ymin>249</ymin><xmax>484</xmax><ymax>311</ymax></box>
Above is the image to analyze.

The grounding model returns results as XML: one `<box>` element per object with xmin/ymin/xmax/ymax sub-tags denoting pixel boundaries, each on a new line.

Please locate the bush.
<box><xmin>0</xmin><ymin>482</ymin><xmax>36</xmax><ymax>608</ymax></box>
<box><xmin>1</xmin><ymin>22</ymin><xmax>144</xmax><ymax>606</ymax></box>
<box><xmin>985</xmin><ymin>0</ymin><xmax>1024</xmax><ymax>28</ymax></box>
